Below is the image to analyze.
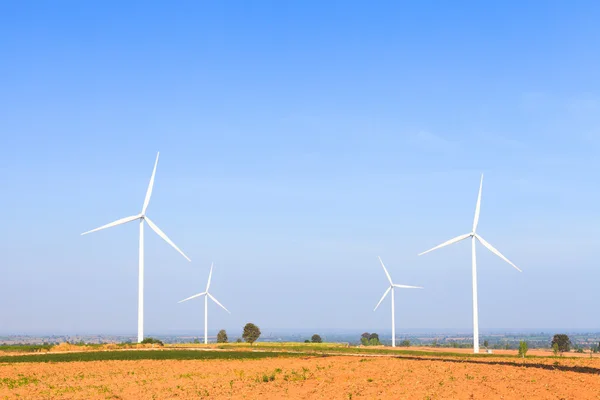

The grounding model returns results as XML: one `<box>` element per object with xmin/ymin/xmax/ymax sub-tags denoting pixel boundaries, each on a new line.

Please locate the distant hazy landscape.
<box><xmin>4</xmin><ymin>330</ymin><xmax>600</xmax><ymax>351</ymax></box>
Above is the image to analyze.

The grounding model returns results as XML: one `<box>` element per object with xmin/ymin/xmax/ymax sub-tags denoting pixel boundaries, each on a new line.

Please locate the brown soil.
<box><xmin>1</xmin><ymin>354</ymin><xmax>599</xmax><ymax>399</ymax></box>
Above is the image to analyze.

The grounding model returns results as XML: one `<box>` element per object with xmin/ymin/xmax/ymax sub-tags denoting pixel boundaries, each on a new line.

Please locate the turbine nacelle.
<box><xmin>374</xmin><ymin>257</ymin><xmax>423</xmax><ymax>311</ymax></box>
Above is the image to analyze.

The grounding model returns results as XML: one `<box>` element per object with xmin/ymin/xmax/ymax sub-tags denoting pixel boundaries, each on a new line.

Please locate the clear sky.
<box><xmin>1</xmin><ymin>1</ymin><xmax>600</xmax><ymax>336</ymax></box>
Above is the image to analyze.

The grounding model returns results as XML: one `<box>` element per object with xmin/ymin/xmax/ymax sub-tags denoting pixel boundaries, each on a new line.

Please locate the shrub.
<box><xmin>242</xmin><ymin>323</ymin><xmax>261</xmax><ymax>345</ymax></box>
<box><xmin>217</xmin><ymin>330</ymin><xmax>228</xmax><ymax>344</ymax></box>
<box><xmin>140</xmin><ymin>338</ymin><xmax>163</xmax><ymax>346</ymax></box>
<box><xmin>304</xmin><ymin>340</ymin><xmax>310</xmax><ymax>343</ymax></box>
<box><xmin>518</xmin><ymin>341</ymin><xmax>528</xmax><ymax>358</ymax></box>
<box><xmin>236</xmin><ymin>338</ymin><xmax>242</xmax><ymax>343</ymax></box>
<box><xmin>552</xmin><ymin>343</ymin><xmax>559</xmax><ymax>356</ymax></box>
<box><xmin>399</xmin><ymin>340</ymin><xmax>410</xmax><ymax>347</ymax></box>
<box><xmin>311</xmin><ymin>334</ymin><xmax>323</xmax><ymax>344</ymax></box>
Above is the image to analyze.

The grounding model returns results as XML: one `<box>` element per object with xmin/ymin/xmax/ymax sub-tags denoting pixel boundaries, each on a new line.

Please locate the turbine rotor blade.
<box><xmin>142</xmin><ymin>152</ymin><xmax>160</xmax><ymax>215</ymax></box>
<box><xmin>393</xmin><ymin>284</ymin><xmax>423</xmax><ymax>289</ymax></box>
<box><xmin>206</xmin><ymin>263</ymin><xmax>214</xmax><ymax>292</ymax></box>
<box><xmin>178</xmin><ymin>292</ymin><xmax>206</xmax><ymax>303</ymax></box>
<box><xmin>418</xmin><ymin>233</ymin><xmax>471</xmax><ymax>256</ymax></box>
<box><xmin>378</xmin><ymin>256</ymin><xmax>393</xmax><ymax>285</ymax></box>
<box><xmin>472</xmin><ymin>174</ymin><xmax>483</xmax><ymax>232</ymax></box>
<box><xmin>81</xmin><ymin>214</ymin><xmax>141</xmax><ymax>236</ymax></box>
<box><xmin>208</xmin><ymin>293</ymin><xmax>230</xmax><ymax>313</ymax></box>
<box><xmin>475</xmin><ymin>234</ymin><xmax>522</xmax><ymax>272</ymax></box>
<box><xmin>374</xmin><ymin>286</ymin><xmax>391</xmax><ymax>311</ymax></box>
<box><xmin>144</xmin><ymin>217</ymin><xmax>191</xmax><ymax>261</ymax></box>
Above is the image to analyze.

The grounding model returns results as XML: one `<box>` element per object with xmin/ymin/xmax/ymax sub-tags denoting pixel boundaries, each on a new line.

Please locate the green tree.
<box><xmin>236</xmin><ymin>338</ymin><xmax>242</xmax><ymax>343</ymax></box>
<box><xmin>304</xmin><ymin>339</ymin><xmax>310</xmax><ymax>343</ymax></box>
<box><xmin>311</xmin><ymin>334</ymin><xmax>323</xmax><ymax>343</ymax></box>
<box><xmin>551</xmin><ymin>334</ymin><xmax>571</xmax><ymax>354</ymax></box>
<box><xmin>518</xmin><ymin>341</ymin><xmax>528</xmax><ymax>358</ymax></box>
<box><xmin>242</xmin><ymin>323</ymin><xmax>261</xmax><ymax>345</ymax></box>
<box><xmin>360</xmin><ymin>332</ymin><xmax>370</xmax><ymax>346</ymax></box>
<box><xmin>552</xmin><ymin>343</ymin><xmax>560</xmax><ymax>356</ymax></box>
<box><xmin>368</xmin><ymin>333</ymin><xmax>381</xmax><ymax>346</ymax></box>
<box><xmin>193</xmin><ymin>338</ymin><xmax>200</xmax><ymax>344</ymax></box>
<box><xmin>399</xmin><ymin>339</ymin><xmax>411</xmax><ymax>347</ymax></box>
<box><xmin>483</xmin><ymin>340</ymin><xmax>489</xmax><ymax>348</ymax></box>
<box><xmin>217</xmin><ymin>330</ymin><xmax>228</xmax><ymax>343</ymax></box>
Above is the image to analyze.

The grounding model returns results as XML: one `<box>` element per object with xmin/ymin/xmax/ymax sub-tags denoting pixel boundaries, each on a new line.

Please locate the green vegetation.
<box><xmin>242</xmin><ymin>323</ymin><xmax>261</xmax><ymax>345</ymax></box>
<box><xmin>399</xmin><ymin>339</ymin><xmax>411</xmax><ymax>347</ymax></box>
<box><xmin>518</xmin><ymin>341</ymin><xmax>528</xmax><ymax>358</ymax></box>
<box><xmin>360</xmin><ymin>332</ymin><xmax>381</xmax><ymax>346</ymax></box>
<box><xmin>0</xmin><ymin>350</ymin><xmax>309</xmax><ymax>364</ymax></box>
<box><xmin>0</xmin><ymin>344</ymin><xmax>53</xmax><ymax>353</ymax></box>
<box><xmin>0</xmin><ymin>375</ymin><xmax>40</xmax><ymax>388</ymax></box>
<box><xmin>217</xmin><ymin>330</ymin><xmax>228</xmax><ymax>343</ymax></box>
<box><xmin>551</xmin><ymin>334</ymin><xmax>571</xmax><ymax>355</ymax></box>
<box><xmin>311</xmin><ymin>334</ymin><xmax>323</xmax><ymax>343</ymax></box>
<box><xmin>552</xmin><ymin>343</ymin><xmax>560</xmax><ymax>356</ymax></box>
<box><xmin>140</xmin><ymin>337</ymin><xmax>164</xmax><ymax>346</ymax></box>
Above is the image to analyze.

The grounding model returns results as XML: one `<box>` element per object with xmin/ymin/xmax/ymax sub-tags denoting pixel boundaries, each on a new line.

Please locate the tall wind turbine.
<box><xmin>418</xmin><ymin>174</ymin><xmax>521</xmax><ymax>353</ymax></box>
<box><xmin>81</xmin><ymin>152</ymin><xmax>191</xmax><ymax>343</ymax></box>
<box><xmin>178</xmin><ymin>263</ymin><xmax>230</xmax><ymax>344</ymax></box>
<box><xmin>374</xmin><ymin>257</ymin><xmax>423</xmax><ymax>347</ymax></box>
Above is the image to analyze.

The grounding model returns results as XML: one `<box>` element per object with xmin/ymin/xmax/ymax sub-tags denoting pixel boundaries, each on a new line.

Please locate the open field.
<box><xmin>1</xmin><ymin>346</ymin><xmax>600</xmax><ymax>399</ymax></box>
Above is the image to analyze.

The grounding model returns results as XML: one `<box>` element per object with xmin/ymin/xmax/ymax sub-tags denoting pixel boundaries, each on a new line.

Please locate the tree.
<box><xmin>242</xmin><ymin>323</ymin><xmax>261</xmax><ymax>345</ymax></box>
<box><xmin>399</xmin><ymin>339</ymin><xmax>411</xmax><ymax>347</ymax></box>
<box><xmin>368</xmin><ymin>333</ymin><xmax>381</xmax><ymax>346</ymax></box>
<box><xmin>236</xmin><ymin>338</ymin><xmax>242</xmax><ymax>343</ymax></box>
<box><xmin>359</xmin><ymin>332</ymin><xmax>380</xmax><ymax>346</ymax></box>
<box><xmin>483</xmin><ymin>340</ymin><xmax>489</xmax><ymax>348</ymax></box>
<box><xmin>193</xmin><ymin>338</ymin><xmax>200</xmax><ymax>344</ymax></box>
<box><xmin>217</xmin><ymin>330</ymin><xmax>228</xmax><ymax>343</ymax></box>
<box><xmin>311</xmin><ymin>334</ymin><xmax>323</xmax><ymax>343</ymax></box>
<box><xmin>360</xmin><ymin>332</ymin><xmax>370</xmax><ymax>346</ymax></box>
<box><xmin>304</xmin><ymin>340</ymin><xmax>310</xmax><ymax>343</ymax></box>
<box><xmin>551</xmin><ymin>334</ymin><xmax>571</xmax><ymax>354</ymax></box>
<box><xmin>518</xmin><ymin>341</ymin><xmax>528</xmax><ymax>358</ymax></box>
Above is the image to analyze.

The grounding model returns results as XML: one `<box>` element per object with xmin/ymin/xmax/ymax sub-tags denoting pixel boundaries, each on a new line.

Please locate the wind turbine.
<box><xmin>374</xmin><ymin>256</ymin><xmax>423</xmax><ymax>347</ymax></box>
<box><xmin>81</xmin><ymin>152</ymin><xmax>191</xmax><ymax>343</ymax></box>
<box><xmin>178</xmin><ymin>263</ymin><xmax>230</xmax><ymax>344</ymax></box>
<box><xmin>418</xmin><ymin>174</ymin><xmax>521</xmax><ymax>353</ymax></box>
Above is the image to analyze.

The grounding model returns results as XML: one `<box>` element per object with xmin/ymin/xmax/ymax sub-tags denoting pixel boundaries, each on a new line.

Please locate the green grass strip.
<box><xmin>0</xmin><ymin>350</ymin><xmax>314</xmax><ymax>364</ymax></box>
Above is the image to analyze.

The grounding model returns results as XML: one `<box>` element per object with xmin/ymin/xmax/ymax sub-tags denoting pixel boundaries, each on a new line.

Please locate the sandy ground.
<box><xmin>1</xmin><ymin>354</ymin><xmax>600</xmax><ymax>399</ymax></box>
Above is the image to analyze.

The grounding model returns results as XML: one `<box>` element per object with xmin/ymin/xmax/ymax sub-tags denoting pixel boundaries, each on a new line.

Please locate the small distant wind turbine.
<box><xmin>178</xmin><ymin>263</ymin><xmax>230</xmax><ymax>344</ymax></box>
<box><xmin>81</xmin><ymin>152</ymin><xmax>191</xmax><ymax>343</ymax></box>
<box><xmin>418</xmin><ymin>174</ymin><xmax>521</xmax><ymax>353</ymax></box>
<box><xmin>374</xmin><ymin>257</ymin><xmax>423</xmax><ymax>347</ymax></box>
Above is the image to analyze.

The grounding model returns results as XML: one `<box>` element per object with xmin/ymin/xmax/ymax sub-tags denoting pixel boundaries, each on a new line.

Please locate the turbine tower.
<box><xmin>374</xmin><ymin>256</ymin><xmax>423</xmax><ymax>347</ymax></box>
<box><xmin>178</xmin><ymin>263</ymin><xmax>230</xmax><ymax>344</ymax></box>
<box><xmin>418</xmin><ymin>174</ymin><xmax>521</xmax><ymax>353</ymax></box>
<box><xmin>81</xmin><ymin>152</ymin><xmax>191</xmax><ymax>343</ymax></box>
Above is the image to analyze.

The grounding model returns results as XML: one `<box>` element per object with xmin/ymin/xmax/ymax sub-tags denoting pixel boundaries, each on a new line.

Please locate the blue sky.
<box><xmin>1</xmin><ymin>1</ymin><xmax>600</xmax><ymax>336</ymax></box>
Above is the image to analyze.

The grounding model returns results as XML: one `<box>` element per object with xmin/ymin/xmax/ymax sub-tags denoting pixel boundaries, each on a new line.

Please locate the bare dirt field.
<box><xmin>2</xmin><ymin>353</ymin><xmax>600</xmax><ymax>399</ymax></box>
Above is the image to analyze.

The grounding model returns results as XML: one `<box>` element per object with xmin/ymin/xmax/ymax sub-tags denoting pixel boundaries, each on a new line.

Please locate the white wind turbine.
<box><xmin>81</xmin><ymin>152</ymin><xmax>191</xmax><ymax>343</ymax></box>
<box><xmin>178</xmin><ymin>263</ymin><xmax>230</xmax><ymax>344</ymax></box>
<box><xmin>418</xmin><ymin>174</ymin><xmax>521</xmax><ymax>353</ymax></box>
<box><xmin>374</xmin><ymin>256</ymin><xmax>423</xmax><ymax>347</ymax></box>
